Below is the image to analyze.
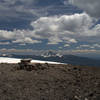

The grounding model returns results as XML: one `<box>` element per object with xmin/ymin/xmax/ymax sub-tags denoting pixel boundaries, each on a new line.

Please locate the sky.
<box><xmin>0</xmin><ymin>0</ymin><xmax>100</xmax><ymax>51</ymax></box>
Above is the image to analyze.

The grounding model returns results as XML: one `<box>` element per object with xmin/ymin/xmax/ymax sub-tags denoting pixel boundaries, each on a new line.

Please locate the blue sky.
<box><xmin>0</xmin><ymin>0</ymin><xmax>100</xmax><ymax>51</ymax></box>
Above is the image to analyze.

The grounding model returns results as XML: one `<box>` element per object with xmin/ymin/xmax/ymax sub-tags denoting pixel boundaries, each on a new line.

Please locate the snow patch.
<box><xmin>0</xmin><ymin>57</ymin><xmax>65</xmax><ymax>64</ymax></box>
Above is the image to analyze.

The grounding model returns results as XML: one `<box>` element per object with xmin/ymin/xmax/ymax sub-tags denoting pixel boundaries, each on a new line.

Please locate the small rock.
<box><xmin>85</xmin><ymin>98</ymin><xmax>88</xmax><ymax>100</ymax></box>
<box><xmin>74</xmin><ymin>95</ymin><xmax>80</xmax><ymax>100</ymax></box>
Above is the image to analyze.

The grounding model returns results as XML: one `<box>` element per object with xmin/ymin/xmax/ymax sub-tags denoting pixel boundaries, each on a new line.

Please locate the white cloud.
<box><xmin>13</xmin><ymin>37</ymin><xmax>41</xmax><ymax>44</ymax></box>
<box><xmin>32</xmin><ymin>13</ymin><xmax>94</xmax><ymax>36</ymax></box>
<box><xmin>68</xmin><ymin>39</ymin><xmax>77</xmax><ymax>43</ymax></box>
<box><xmin>31</xmin><ymin>12</ymin><xmax>97</xmax><ymax>44</ymax></box>
<box><xmin>68</xmin><ymin>0</ymin><xmax>100</xmax><ymax>18</ymax></box>
<box><xmin>62</xmin><ymin>37</ymin><xmax>78</xmax><ymax>44</ymax></box>
<box><xmin>0</xmin><ymin>12</ymin><xmax>100</xmax><ymax>46</ymax></box>
<box><xmin>64</xmin><ymin>44</ymin><xmax>70</xmax><ymax>47</ymax></box>
<box><xmin>48</xmin><ymin>36</ymin><xmax>63</xmax><ymax>45</ymax></box>
<box><xmin>0</xmin><ymin>30</ymin><xmax>14</xmax><ymax>39</ymax></box>
<box><xmin>0</xmin><ymin>29</ymin><xmax>41</xmax><ymax>44</ymax></box>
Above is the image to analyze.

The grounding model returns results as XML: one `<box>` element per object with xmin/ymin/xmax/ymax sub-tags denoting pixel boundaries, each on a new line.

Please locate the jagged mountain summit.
<box><xmin>41</xmin><ymin>51</ymin><xmax>62</xmax><ymax>57</ymax></box>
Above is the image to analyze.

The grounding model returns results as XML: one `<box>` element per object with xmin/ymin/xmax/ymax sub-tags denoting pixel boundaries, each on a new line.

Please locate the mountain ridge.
<box><xmin>0</xmin><ymin>53</ymin><xmax>100</xmax><ymax>67</ymax></box>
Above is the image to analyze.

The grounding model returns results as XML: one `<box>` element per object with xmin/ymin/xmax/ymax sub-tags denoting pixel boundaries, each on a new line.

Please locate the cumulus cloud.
<box><xmin>32</xmin><ymin>13</ymin><xmax>94</xmax><ymax>36</ymax></box>
<box><xmin>68</xmin><ymin>39</ymin><xmax>77</xmax><ymax>43</ymax></box>
<box><xmin>0</xmin><ymin>30</ymin><xmax>14</xmax><ymax>39</ymax></box>
<box><xmin>31</xmin><ymin>13</ymin><xmax>94</xmax><ymax>44</ymax></box>
<box><xmin>0</xmin><ymin>29</ymin><xmax>41</xmax><ymax>44</ymax></box>
<box><xmin>68</xmin><ymin>0</ymin><xmax>100</xmax><ymax>18</ymax></box>
<box><xmin>47</xmin><ymin>37</ymin><xmax>63</xmax><ymax>45</ymax></box>
<box><xmin>64</xmin><ymin>44</ymin><xmax>70</xmax><ymax>47</ymax></box>
<box><xmin>30</xmin><ymin>12</ymin><xmax>100</xmax><ymax>46</ymax></box>
<box><xmin>0</xmin><ymin>12</ymin><xmax>100</xmax><ymax>47</ymax></box>
<box><xmin>30</xmin><ymin>12</ymin><xmax>100</xmax><ymax>44</ymax></box>
<box><xmin>12</xmin><ymin>37</ymin><xmax>41</xmax><ymax>44</ymax></box>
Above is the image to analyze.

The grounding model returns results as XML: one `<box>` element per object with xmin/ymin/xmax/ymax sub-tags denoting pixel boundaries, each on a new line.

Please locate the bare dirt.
<box><xmin>0</xmin><ymin>63</ymin><xmax>100</xmax><ymax>100</ymax></box>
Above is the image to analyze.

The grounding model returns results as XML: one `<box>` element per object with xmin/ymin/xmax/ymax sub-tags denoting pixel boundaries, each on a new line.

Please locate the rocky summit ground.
<box><xmin>0</xmin><ymin>63</ymin><xmax>100</xmax><ymax>100</ymax></box>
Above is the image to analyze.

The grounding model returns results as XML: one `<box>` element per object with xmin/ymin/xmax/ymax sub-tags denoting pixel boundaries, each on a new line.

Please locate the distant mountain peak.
<box><xmin>41</xmin><ymin>51</ymin><xmax>62</xmax><ymax>57</ymax></box>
